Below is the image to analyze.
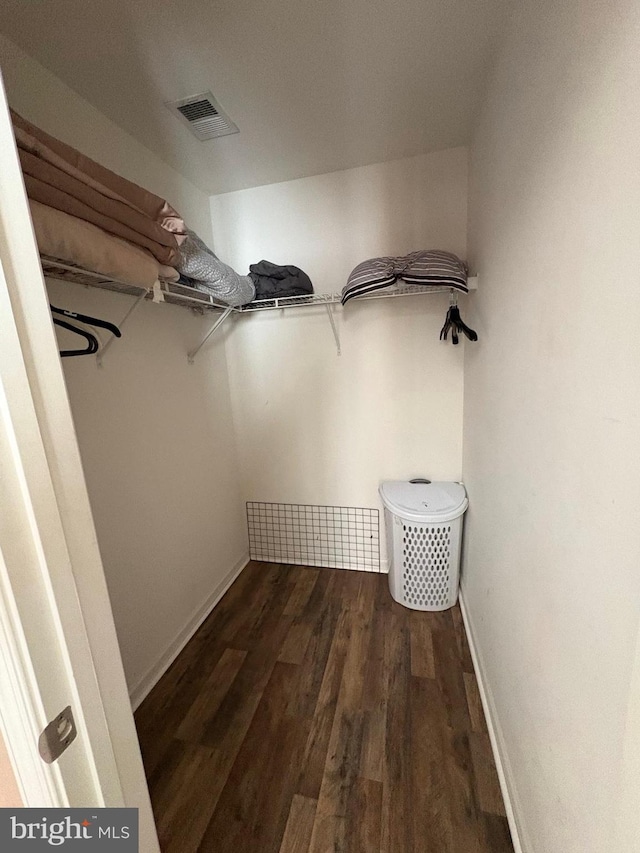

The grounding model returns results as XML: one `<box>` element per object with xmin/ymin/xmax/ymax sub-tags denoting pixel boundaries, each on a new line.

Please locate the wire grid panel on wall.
<box><xmin>247</xmin><ymin>502</ymin><xmax>380</xmax><ymax>572</ymax></box>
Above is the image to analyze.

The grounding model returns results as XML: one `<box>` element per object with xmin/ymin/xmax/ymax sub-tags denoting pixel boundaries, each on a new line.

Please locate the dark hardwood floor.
<box><xmin>135</xmin><ymin>561</ymin><xmax>513</xmax><ymax>853</ymax></box>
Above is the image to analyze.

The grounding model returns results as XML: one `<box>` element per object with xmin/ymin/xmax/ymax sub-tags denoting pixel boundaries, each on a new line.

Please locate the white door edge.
<box><xmin>0</xmin><ymin>66</ymin><xmax>160</xmax><ymax>851</ymax></box>
<box><xmin>0</xmin><ymin>545</ymin><xmax>62</xmax><ymax>807</ymax></box>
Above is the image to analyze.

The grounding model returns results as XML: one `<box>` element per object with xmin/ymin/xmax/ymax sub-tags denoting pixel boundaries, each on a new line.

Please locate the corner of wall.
<box><xmin>130</xmin><ymin>552</ymin><xmax>250</xmax><ymax>710</ymax></box>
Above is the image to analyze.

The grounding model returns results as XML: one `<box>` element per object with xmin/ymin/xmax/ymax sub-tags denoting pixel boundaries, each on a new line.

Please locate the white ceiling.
<box><xmin>0</xmin><ymin>0</ymin><xmax>510</xmax><ymax>195</ymax></box>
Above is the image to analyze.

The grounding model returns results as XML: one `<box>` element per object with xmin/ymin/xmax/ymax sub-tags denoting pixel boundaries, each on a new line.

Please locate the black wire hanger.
<box><xmin>53</xmin><ymin>317</ymin><xmax>99</xmax><ymax>357</ymax></box>
<box><xmin>50</xmin><ymin>304</ymin><xmax>122</xmax><ymax>339</ymax></box>
<box><xmin>440</xmin><ymin>292</ymin><xmax>478</xmax><ymax>345</ymax></box>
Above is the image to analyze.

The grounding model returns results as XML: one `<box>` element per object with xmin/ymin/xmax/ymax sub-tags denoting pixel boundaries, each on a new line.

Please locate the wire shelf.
<box><xmin>40</xmin><ymin>256</ymin><xmax>231</xmax><ymax>312</ymax></box>
<box><xmin>235</xmin><ymin>282</ymin><xmax>475</xmax><ymax>313</ymax></box>
<box><xmin>239</xmin><ymin>293</ymin><xmax>334</xmax><ymax>312</ymax></box>
<box><xmin>40</xmin><ymin>256</ymin><xmax>146</xmax><ymax>297</ymax></box>
<box><xmin>41</xmin><ymin>256</ymin><xmax>477</xmax><ymax>361</ymax></box>
<box><xmin>160</xmin><ymin>280</ymin><xmax>231</xmax><ymax>311</ymax></box>
<box><xmin>41</xmin><ymin>256</ymin><xmax>477</xmax><ymax>316</ymax></box>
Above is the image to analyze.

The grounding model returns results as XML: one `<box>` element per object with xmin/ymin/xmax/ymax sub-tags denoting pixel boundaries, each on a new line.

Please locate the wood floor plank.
<box><xmin>199</xmin><ymin>661</ymin><xmax>309</xmax><ymax>853</ymax></box>
<box><xmin>151</xmin><ymin>741</ymin><xmax>226</xmax><ymax>853</ymax></box>
<box><xmin>278</xmin><ymin>619</ymin><xmax>314</xmax><ymax>665</ymax></box>
<box><xmin>135</xmin><ymin>563</ymin><xmax>513</xmax><ymax>853</ymax></box>
<box><xmin>146</xmin><ymin>738</ymin><xmax>201</xmax><ymax>819</ymax></box>
<box><xmin>296</xmin><ymin>594</ymin><xmax>351</xmax><ymax>800</ymax></box>
<box><xmin>361</xmin><ymin>601</ymin><xmax>386</xmax><ymax>707</ymax></box>
<box><xmin>432</xmin><ymin>626</ymin><xmax>487</xmax><ymax>853</ymax></box>
<box><xmin>227</xmin><ymin>562</ymin><xmax>297</xmax><ymax>650</ymax></box>
<box><xmin>354</xmin><ymin>777</ymin><xmax>383</xmax><ymax>852</ymax></box>
<box><xmin>337</xmin><ymin>574</ymin><xmax>376</xmax><ymax>710</ymax></box>
<box><xmin>307</xmin><ymin>575</ymin><xmax>376</xmax><ymax>853</ymax></box>
<box><xmin>155</xmin><ymin>723</ymin><xmax>258</xmax><ymax>851</ymax></box>
<box><xmin>432</xmin><ymin>618</ymin><xmax>471</xmax><ymax>733</ymax></box>
<box><xmin>380</xmin><ymin>604</ymin><xmax>413</xmax><ymax>853</ymax></box>
<box><xmin>293</xmin><ymin>571</ymin><xmax>343</xmax><ymax>711</ymax></box>
<box><xmin>409</xmin><ymin>610</ymin><xmax>436</xmax><ymax>678</ymax></box>
<box><xmin>176</xmin><ymin>647</ymin><xmax>247</xmax><ymax>742</ymax></box>
<box><xmin>469</xmin><ymin>730</ymin><xmax>507</xmax><ymax>817</ymax></box>
<box><xmin>451</xmin><ymin>604</ymin><xmax>475</xmax><ymax>673</ymax></box>
<box><xmin>307</xmin><ymin>708</ymin><xmax>366</xmax><ymax>853</ymax></box>
<box><xmin>199</xmin><ymin>562</ymin><xmax>280</xmax><ymax>649</ymax></box>
<box><xmin>291</xmin><ymin>574</ymin><xmax>344</xmax><ymax>722</ymax></box>
<box><xmin>279</xmin><ymin>795</ymin><xmax>318</xmax><ymax>853</ymax></box>
<box><xmin>136</xmin><ymin>644</ymin><xmax>230</xmax><ymax>778</ymax></box>
<box><xmin>463</xmin><ymin>670</ymin><xmax>485</xmax><ymax>734</ymax></box>
<box><xmin>199</xmin><ymin>627</ymin><xmax>290</xmax><ymax>751</ymax></box>
<box><xmin>359</xmin><ymin>579</ymin><xmax>388</xmax><ymax>785</ymax></box>
<box><xmin>410</xmin><ymin>674</ymin><xmax>457</xmax><ymax>853</ymax></box>
<box><xmin>360</xmin><ymin>706</ymin><xmax>386</xmax><ymax>783</ymax></box>
<box><xmin>285</xmin><ymin>568</ymin><xmax>320</xmax><ymax>616</ymax></box>
<box><xmin>483</xmin><ymin>813</ymin><xmax>514</xmax><ymax>852</ymax></box>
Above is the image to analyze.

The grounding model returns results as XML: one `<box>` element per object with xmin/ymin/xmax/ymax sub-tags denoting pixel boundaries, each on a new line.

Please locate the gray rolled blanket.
<box><xmin>178</xmin><ymin>230</ymin><xmax>255</xmax><ymax>306</ymax></box>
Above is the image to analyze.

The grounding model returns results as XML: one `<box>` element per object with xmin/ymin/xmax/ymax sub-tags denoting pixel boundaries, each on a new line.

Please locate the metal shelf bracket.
<box><xmin>325</xmin><ymin>303</ymin><xmax>341</xmax><ymax>356</ymax></box>
<box><xmin>187</xmin><ymin>306</ymin><xmax>234</xmax><ymax>364</ymax></box>
<box><xmin>96</xmin><ymin>290</ymin><xmax>146</xmax><ymax>367</ymax></box>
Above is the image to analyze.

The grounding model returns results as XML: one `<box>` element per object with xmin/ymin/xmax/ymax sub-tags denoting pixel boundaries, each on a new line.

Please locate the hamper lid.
<box><xmin>379</xmin><ymin>480</ymin><xmax>468</xmax><ymax>524</ymax></box>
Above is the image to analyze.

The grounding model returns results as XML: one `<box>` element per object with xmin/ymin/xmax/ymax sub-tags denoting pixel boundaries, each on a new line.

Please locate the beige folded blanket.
<box><xmin>25</xmin><ymin>173</ymin><xmax>180</xmax><ymax>267</ymax></box>
<box><xmin>30</xmin><ymin>201</ymin><xmax>179</xmax><ymax>291</ymax></box>
<box><xmin>12</xmin><ymin>109</ymin><xmax>187</xmax><ymax>261</ymax></box>
<box><xmin>19</xmin><ymin>148</ymin><xmax>180</xmax><ymax>263</ymax></box>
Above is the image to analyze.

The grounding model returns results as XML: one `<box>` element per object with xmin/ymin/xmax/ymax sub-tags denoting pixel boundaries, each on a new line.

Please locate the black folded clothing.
<box><xmin>248</xmin><ymin>260</ymin><xmax>314</xmax><ymax>302</ymax></box>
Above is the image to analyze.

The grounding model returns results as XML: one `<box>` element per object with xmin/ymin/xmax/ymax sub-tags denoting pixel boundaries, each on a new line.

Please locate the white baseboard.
<box><xmin>458</xmin><ymin>589</ymin><xmax>528</xmax><ymax>853</ymax></box>
<box><xmin>129</xmin><ymin>552</ymin><xmax>250</xmax><ymax>711</ymax></box>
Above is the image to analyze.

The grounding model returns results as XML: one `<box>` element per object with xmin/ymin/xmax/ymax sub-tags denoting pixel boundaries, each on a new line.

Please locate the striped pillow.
<box><xmin>340</xmin><ymin>256</ymin><xmax>397</xmax><ymax>305</ymax></box>
<box><xmin>342</xmin><ymin>250</ymin><xmax>467</xmax><ymax>305</ymax></box>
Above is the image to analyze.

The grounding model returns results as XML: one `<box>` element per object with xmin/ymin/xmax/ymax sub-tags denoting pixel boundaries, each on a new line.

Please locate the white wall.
<box><xmin>47</xmin><ymin>281</ymin><xmax>247</xmax><ymax>699</ymax></box>
<box><xmin>0</xmin><ymin>33</ymin><xmax>247</xmax><ymax>699</ymax></box>
<box><xmin>463</xmin><ymin>1</ymin><xmax>640</xmax><ymax>851</ymax></box>
<box><xmin>211</xmin><ymin>149</ymin><xmax>468</xmax><ymax>566</ymax></box>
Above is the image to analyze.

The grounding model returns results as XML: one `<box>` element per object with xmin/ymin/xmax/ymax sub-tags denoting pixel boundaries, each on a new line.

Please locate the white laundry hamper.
<box><xmin>380</xmin><ymin>480</ymin><xmax>468</xmax><ymax>611</ymax></box>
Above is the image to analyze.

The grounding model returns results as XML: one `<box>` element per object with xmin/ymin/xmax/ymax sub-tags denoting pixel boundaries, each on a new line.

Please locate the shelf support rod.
<box><xmin>187</xmin><ymin>307</ymin><xmax>234</xmax><ymax>364</ymax></box>
<box><xmin>96</xmin><ymin>289</ymin><xmax>147</xmax><ymax>367</ymax></box>
<box><xmin>325</xmin><ymin>303</ymin><xmax>341</xmax><ymax>356</ymax></box>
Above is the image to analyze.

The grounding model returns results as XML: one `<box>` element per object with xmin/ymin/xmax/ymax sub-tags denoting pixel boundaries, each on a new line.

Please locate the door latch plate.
<box><xmin>38</xmin><ymin>705</ymin><xmax>77</xmax><ymax>764</ymax></box>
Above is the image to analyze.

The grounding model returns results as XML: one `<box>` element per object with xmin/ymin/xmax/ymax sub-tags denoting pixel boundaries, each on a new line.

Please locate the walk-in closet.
<box><xmin>0</xmin><ymin>1</ymin><xmax>639</xmax><ymax>852</ymax></box>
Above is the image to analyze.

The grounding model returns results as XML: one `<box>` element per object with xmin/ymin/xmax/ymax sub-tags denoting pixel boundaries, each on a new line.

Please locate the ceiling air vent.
<box><xmin>166</xmin><ymin>92</ymin><xmax>239</xmax><ymax>141</ymax></box>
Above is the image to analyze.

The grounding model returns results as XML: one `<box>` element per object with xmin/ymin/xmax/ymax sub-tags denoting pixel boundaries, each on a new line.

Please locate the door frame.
<box><xmin>0</xmin><ymin>70</ymin><xmax>159</xmax><ymax>850</ymax></box>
